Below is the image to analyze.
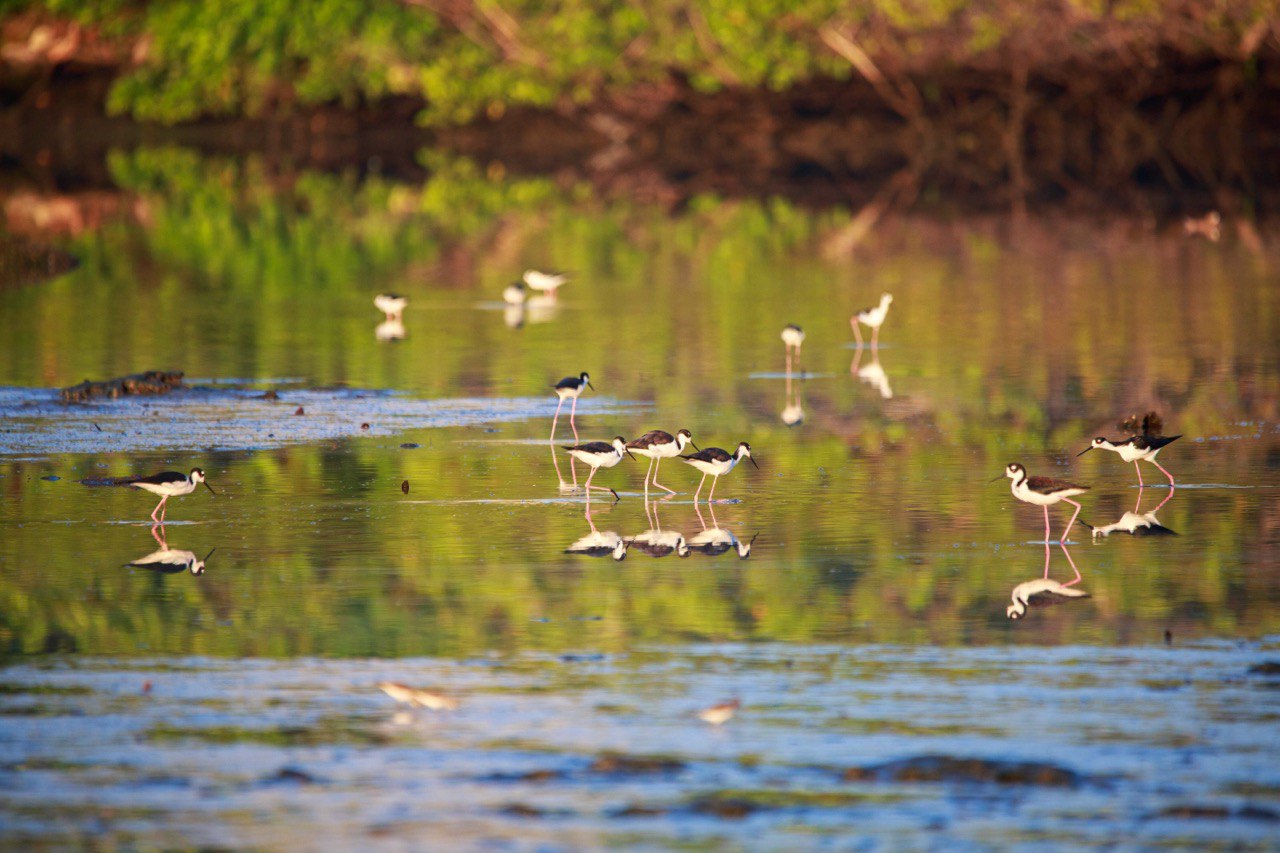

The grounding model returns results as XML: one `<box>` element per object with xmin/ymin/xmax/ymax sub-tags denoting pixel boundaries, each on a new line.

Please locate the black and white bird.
<box><xmin>627</xmin><ymin>429</ymin><xmax>697</xmax><ymax>495</ymax></box>
<box><xmin>563</xmin><ymin>436</ymin><xmax>634</xmax><ymax>500</ymax></box>
<box><xmin>1078</xmin><ymin>412</ymin><xmax>1181</xmax><ymax>488</ymax></box>
<box><xmin>523</xmin><ymin>269</ymin><xmax>568</xmax><ymax>295</ymax></box>
<box><xmin>851</xmin><ymin>292</ymin><xmax>893</xmax><ymax>349</ymax></box>
<box><xmin>1085</xmin><ymin>510</ymin><xmax>1176</xmax><ymax>538</ymax></box>
<box><xmin>126</xmin><ymin>545</ymin><xmax>214</xmax><ymax>575</ymax></box>
<box><xmin>780</xmin><ymin>324</ymin><xmax>805</xmax><ymax>374</ymax></box>
<box><xmin>1006</xmin><ymin>578</ymin><xmax>1090</xmax><ymax>619</ymax></box>
<box><xmin>502</xmin><ymin>281</ymin><xmax>527</xmax><ymax>305</ymax></box>
<box><xmin>550</xmin><ymin>372</ymin><xmax>594</xmax><ymax>442</ymax></box>
<box><xmin>688</xmin><ymin>526</ymin><xmax>756</xmax><ymax>558</ymax></box>
<box><xmin>680</xmin><ymin>442</ymin><xmax>757</xmax><ymax>503</ymax></box>
<box><xmin>126</xmin><ymin>468</ymin><xmax>216</xmax><ymax>522</ymax></box>
<box><xmin>374</xmin><ymin>293</ymin><xmax>407</xmax><ymax>321</ymax></box>
<box><xmin>996</xmin><ymin>463</ymin><xmax>1088</xmax><ymax>543</ymax></box>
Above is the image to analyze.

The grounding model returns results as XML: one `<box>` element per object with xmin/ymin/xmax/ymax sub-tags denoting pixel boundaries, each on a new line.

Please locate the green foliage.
<box><xmin>9</xmin><ymin>0</ymin><xmax>1274</xmax><ymax>124</ymax></box>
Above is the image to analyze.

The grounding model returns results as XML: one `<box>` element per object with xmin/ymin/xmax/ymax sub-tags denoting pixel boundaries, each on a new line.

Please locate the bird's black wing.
<box><xmin>564</xmin><ymin>441</ymin><xmax>614</xmax><ymax>454</ymax></box>
<box><xmin>681</xmin><ymin>447</ymin><xmax>732</xmax><ymax>463</ymax></box>
<box><xmin>628</xmin><ymin>430</ymin><xmax>673</xmax><ymax>449</ymax></box>
<box><xmin>1025</xmin><ymin>476</ymin><xmax>1088</xmax><ymax>494</ymax></box>
<box><xmin>127</xmin><ymin>471</ymin><xmax>187</xmax><ymax>486</ymax></box>
<box><xmin>553</xmin><ymin>376</ymin><xmax>581</xmax><ymax>389</ymax></box>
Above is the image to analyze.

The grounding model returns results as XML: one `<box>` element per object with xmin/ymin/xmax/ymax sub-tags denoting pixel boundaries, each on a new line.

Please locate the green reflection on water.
<box><xmin>1</xmin><ymin>148</ymin><xmax>1277</xmax><ymax>658</ymax></box>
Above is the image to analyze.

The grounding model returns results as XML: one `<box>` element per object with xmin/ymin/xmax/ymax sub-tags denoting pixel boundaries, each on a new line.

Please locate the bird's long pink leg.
<box><xmin>852</xmin><ymin>319</ymin><xmax>863</xmax><ymax>349</ymax></box>
<box><xmin>1152</xmin><ymin>484</ymin><xmax>1176</xmax><ymax>514</ymax></box>
<box><xmin>1151</xmin><ymin>459</ymin><xmax>1176</xmax><ymax>487</ymax></box>
<box><xmin>871</xmin><ymin>325</ymin><xmax>880</xmax><ymax>350</ymax></box>
<box><xmin>796</xmin><ymin>344</ymin><xmax>802</xmax><ymax>377</ymax></box>
<box><xmin>1042</xmin><ymin>540</ymin><xmax>1051</xmax><ymax>579</ymax></box>
<box><xmin>159</xmin><ymin>497</ymin><xmax>167</xmax><ymax>522</ymax></box>
<box><xmin>1134</xmin><ymin>461</ymin><xmax>1144</xmax><ymax>488</ymax></box>
<box><xmin>693</xmin><ymin>473</ymin><xmax>707</xmax><ymax>503</ymax></box>
<box><xmin>569</xmin><ymin>396</ymin><xmax>579</xmax><ymax>441</ymax></box>
<box><xmin>785</xmin><ymin>348</ymin><xmax>793</xmax><ymax>376</ymax></box>
<box><xmin>550</xmin><ymin>397</ymin><xmax>564</xmax><ymax>442</ymax></box>
<box><xmin>651</xmin><ymin>458</ymin><xmax>676</xmax><ymax>495</ymax></box>
<box><xmin>150</xmin><ymin>523</ymin><xmax>166</xmax><ymax>548</ymax></box>
<box><xmin>707</xmin><ymin>475</ymin><xmax>719</xmax><ymax>504</ymax></box>
<box><xmin>151</xmin><ymin>496</ymin><xmax>167</xmax><ymax>523</ymax></box>
<box><xmin>1043</xmin><ymin>505</ymin><xmax>1051</xmax><ymax>543</ymax></box>
<box><xmin>643</xmin><ymin>457</ymin><xmax>653</xmax><ymax>497</ymax></box>
<box><xmin>1134</xmin><ymin>482</ymin><xmax>1145</xmax><ymax>514</ymax></box>
<box><xmin>1060</xmin><ymin>498</ymin><xmax>1083</xmax><ymax>543</ymax></box>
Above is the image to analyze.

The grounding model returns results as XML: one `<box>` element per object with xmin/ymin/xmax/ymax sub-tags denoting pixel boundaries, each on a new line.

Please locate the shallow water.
<box><xmin>1</xmin><ymin>149</ymin><xmax>1279</xmax><ymax>845</ymax></box>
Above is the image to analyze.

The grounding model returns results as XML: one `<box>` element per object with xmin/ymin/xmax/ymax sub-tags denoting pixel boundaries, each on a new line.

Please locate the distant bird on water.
<box><xmin>996</xmin><ymin>463</ymin><xmax>1088</xmax><ymax>543</ymax></box>
<box><xmin>550</xmin><ymin>372</ymin><xmax>594</xmax><ymax>442</ymax></box>
<box><xmin>780</xmin><ymin>324</ymin><xmax>805</xmax><ymax>375</ymax></box>
<box><xmin>502</xmin><ymin>281</ymin><xmax>527</xmax><ymax>305</ymax></box>
<box><xmin>1078</xmin><ymin>411</ymin><xmax>1181</xmax><ymax>488</ymax></box>
<box><xmin>523</xmin><ymin>269</ymin><xmax>568</xmax><ymax>295</ymax></box>
<box><xmin>374</xmin><ymin>293</ymin><xmax>407</xmax><ymax>321</ymax></box>
<box><xmin>851</xmin><ymin>292</ymin><xmax>893</xmax><ymax>349</ymax></box>
<box><xmin>377</xmin><ymin>681</ymin><xmax>460</xmax><ymax>711</ymax></box>
<box><xmin>126</xmin><ymin>468</ymin><xmax>215</xmax><ymax>522</ymax></box>
<box><xmin>680</xmin><ymin>442</ymin><xmax>757</xmax><ymax>504</ymax></box>
<box><xmin>697</xmin><ymin>698</ymin><xmax>741</xmax><ymax>725</ymax></box>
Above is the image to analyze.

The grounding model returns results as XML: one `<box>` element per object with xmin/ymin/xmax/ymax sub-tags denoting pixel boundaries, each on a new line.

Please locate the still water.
<box><xmin>1</xmin><ymin>149</ymin><xmax>1278</xmax><ymax>846</ymax></box>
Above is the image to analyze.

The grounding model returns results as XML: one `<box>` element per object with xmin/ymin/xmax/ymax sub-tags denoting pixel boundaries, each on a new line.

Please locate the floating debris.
<box><xmin>401</xmin><ymin>480</ymin><xmax>410</xmax><ymax>494</ymax></box>
<box><xmin>1246</xmin><ymin>662</ymin><xmax>1280</xmax><ymax>676</ymax></box>
<box><xmin>294</xmin><ymin>407</ymin><xmax>305</xmax><ymax>416</ymax></box>
<box><xmin>842</xmin><ymin>755</ymin><xmax>1083</xmax><ymax>787</ymax></box>
<box><xmin>400</xmin><ymin>442</ymin><xmax>420</xmax><ymax>449</ymax></box>
<box><xmin>588</xmin><ymin>752</ymin><xmax>685</xmax><ymax>775</ymax></box>
<box><xmin>60</xmin><ymin>370</ymin><xmax>184</xmax><ymax>403</ymax></box>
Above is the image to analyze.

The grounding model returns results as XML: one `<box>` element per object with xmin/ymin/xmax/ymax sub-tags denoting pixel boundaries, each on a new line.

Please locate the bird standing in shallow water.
<box><xmin>1078</xmin><ymin>411</ymin><xmax>1181</xmax><ymax>489</ymax></box>
<box><xmin>627</xmin><ymin>429</ymin><xmax>697</xmax><ymax>496</ymax></box>
<box><xmin>680</xmin><ymin>442</ymin><xmax>757</xmax><ymax>504</ymax></box>
<box><xmin>781</xmin><ymin>324</ymin><xmax>805</xmax><ymax>375</ymax></box>
<box><xmin>550</xmin><ymin>372</ymin><xmax>593</xmax><ymax>442</ymax></box>
<box><xmin>374</xmin><ymin>293</ymin><xmax>407</xmax><ymax>322</ymax></box>
<box><xmin>697</xmin><ymin>699</ymin><xmax>741</xmax><ymax>725</ymax></box>
<box><xmin>126</xmin><ymin>468</ymin><xmax>215</xmax><ymax>522</ymax></box>
<box><xmin>563</xmin><ymin>436</ymin><xmax>634</xmax><ymax>501</ymax></box>
<box><xmin>852</xmin><ymin>293</ymin><xmax>893</xmax><ymax>349</ymax></box>
<box><xmin>996</xmin><ymin>463</ymin><xmax>1088</xmax><ymax>543</ymax></box>
<box><xmin>523</xmin><ymin>269</ymin><xmax>568</xmax><ymax>296</ymax></box>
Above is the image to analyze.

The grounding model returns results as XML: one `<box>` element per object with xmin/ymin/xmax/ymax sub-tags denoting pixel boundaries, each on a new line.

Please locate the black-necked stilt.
<box><xmin>502</xmin><ymin>281</ymin><xmax>527</xmax><ymax>305</ymax></box>
<box><xmin>563</xmin><ymin>436</ymin><xmax>634</xmax><ymax>500</ymax></box>
<box><xmin>378</xmin><ymin>681</ymin><xmax>460</xmax><ymax>710</ymax></box>
<box><xmin>126</xmin><ymin>468</ymin><xmax>215</xmax><ymax>522</ymax></box>
<box><xmin>781</xmin><ymin>324</ymin><xmax>805</xmax><ymax>374</ymax></box>
<box><xmin>627</xmin><ymin>429</ymin><xmax>697</xmax><ymax>496</ymax></box>
<box><xmin>996</xmin><ymin>463</ymin><xmax>1088</xmax><ymax>542</ymax></box>
<box><xmin>680</xmin><ymin>442</ymin><xmax>757</xmax><ymax>503</ymax></box>
<box><xmin>523</xmin><ymin>269</ymin><xmax>568</xmax><ymax>295</ymax></box>
<box><xmin>851</xmin><ymin>292</ymin><xmax>893</xmax><ymax>349</ymax></box>
<box><xmin>697</xmin><ymin>698</ymin><xmax>741</xmax><ymax>725</ymax></box>
<box><xmin>550</xmin><ymin>372</ymin><xmax>593</xmax><ymax>442</ymax></box>
<box><xmin>1077</xmin><ymin>414</ymin><xmax>1181</xmax><ymax>488</ymax></box>
<box><xmin>374</xmin><ymin>293</ymin><xmax>407</xmax><ymax>321</ymax></box>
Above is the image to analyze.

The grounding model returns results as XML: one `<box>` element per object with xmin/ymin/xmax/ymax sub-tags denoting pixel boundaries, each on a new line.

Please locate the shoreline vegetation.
<box><xmin>2</xmin><ymin>0</ymin><xmax>1279</xmax><ymax>219</ymax></box>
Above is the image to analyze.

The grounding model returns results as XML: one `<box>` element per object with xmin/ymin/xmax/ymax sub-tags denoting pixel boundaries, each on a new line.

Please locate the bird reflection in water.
<box><xmin>565</xmin><ymin>503</ymin><xmax>629</xmax><ymax>561</ymax></box>
<box><xmin>501</xmin><ymin>287</ymin><xmax>561</xmax><ymax>329</ymax></box>
<box><xmin>781</xmin><ymin>365</ymin><xmax>804</xmax><ymax>427</ymax></box>
<box><xmin>630</xmin><ymin>496</ymin><xmax>690</xmax><ymax>559</ymax></box>
<box><xmin>549</xmin><ymin>437</ymin><xmax>578</xmax><ymax>493</ymax></box>
<box><xmin>375</xmin><ymin>318</ymin><xmax>406</xmax><ymax>341</ymax></box>
<box><xmin>689</xmin><ymin>501</ymin><xmax>756</xmax><ymax>558</ymax></box>
<box><xmin>1006</xmin><ymin>542</ymin><xmax>1088</xmax><ymax>619</ymax></box>
<box><xmin>125</xmin><ymin>524</ymin><xmax>214</xmax><ymax>575</ymax></box>
<box><xmin>850</xmin><ymin>346</ymin><xmax>893</xmax><ymax>399</ymax></box>
<box><xmin>1087</xmin><ymin>486</ymin><xmax>1177</xmax><ymax>538</ymax></box>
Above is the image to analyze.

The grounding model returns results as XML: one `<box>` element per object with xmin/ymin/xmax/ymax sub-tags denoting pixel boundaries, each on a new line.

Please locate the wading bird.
<box><xmin>564</xmin><ymin>436</ymin><xmax>634</xmax><ymax>501</ymax></box>
<box><xmin>550</xmin><ymin>372</ymin><xmax>593</xmax><ymax>442</ymax></box>
<box><xmin>851</xmin><ymin>292</ymin><xmax>893</xmax><ymax>349</ymax></box>
<box><xmin>996</xmin><ymin>463</ymin><xmax>1088</xmax><ymax>543</ymax></box>
<box><xmin>374</xmin><ymin>293</ymin><xmax>407</xmax><ymax>322</ymax></box>
<box><xmin>627</xmin><ymin>429</ymin><xmax>697</xmax><ymax>496</ymax></box>
<box><xmin>1077</xmin><ymin>412</ymin><xmax>1181</xmax><ymax>489</ymax></box>
<box><xmin>126</xmin><ymin>468</ymin><xmax>215</xmax><ymax>522</ymax></box>
<box><xmin>781</xmin><ymin>324</ymin><xmax>805</xmax><ymax>375</ymax></box>
<box><xmin>680</xmin><ymin>442</ymin><xmax>757</xmax><ymax>504</ymax></box>
<box><xmin>523</xmin><ymin>269</ymin><xmax>568</xmax><ymax>295</ymax></box>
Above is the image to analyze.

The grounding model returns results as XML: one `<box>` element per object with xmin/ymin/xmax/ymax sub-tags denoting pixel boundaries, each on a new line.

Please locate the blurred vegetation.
<box><xmin>15</xmin><ymin>0</ymin><xmax>1280</xmax><ymax>124</ymax></box>
<box><xmin>0</xmin><ymin>147</ymin><xmax>1276</xmax><ymax>659</ymax></box>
